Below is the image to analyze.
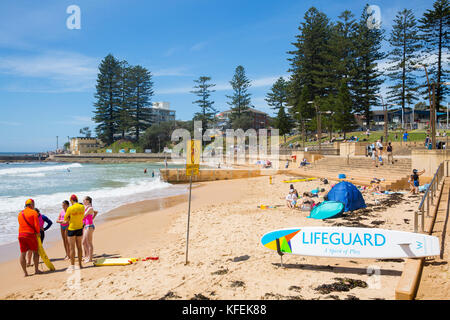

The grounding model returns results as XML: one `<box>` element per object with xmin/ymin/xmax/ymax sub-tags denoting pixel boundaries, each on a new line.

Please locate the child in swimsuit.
<box><xmin>56</xmin><ymin>200</ymin><xmax>70</xmax><ymax>260</ymax></box>
<box><xmin>82</xmin><ymin>196</ymin><xmax>97</xmax><ymax>263</ymax></box>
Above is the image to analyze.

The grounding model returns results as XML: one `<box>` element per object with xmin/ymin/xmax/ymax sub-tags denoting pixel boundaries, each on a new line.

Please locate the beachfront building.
<box><xmin>70</xmin><ymin>137</ymin><xmax>102</xmax><ymax>155</ymax></box>
<box><xmin>150</xmin><ymin>102</ymin><xmax>176</xmax><ymax>125</ymax></box>
<box><xmin>215</xmin><ymin>107</ymin><xmax>270</xmax><ymax>131</ymax></box>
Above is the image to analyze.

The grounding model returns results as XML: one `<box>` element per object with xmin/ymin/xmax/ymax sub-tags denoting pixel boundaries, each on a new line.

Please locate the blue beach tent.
<box><xmin>327</xmin><ymin>181</ymin><xmax>366</xmax><ymax>212</ymax></box>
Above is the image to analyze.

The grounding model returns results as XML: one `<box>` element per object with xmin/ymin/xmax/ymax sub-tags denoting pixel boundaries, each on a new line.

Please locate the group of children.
<box><xmin>367</xmin><ymin>140</ymin><xmax>394</xmax><ymax>167</ymax></box>
<box><xmin>285</xmin><ymin>184</ymin><xmax>317</xmax><ymax>211</ymax></box>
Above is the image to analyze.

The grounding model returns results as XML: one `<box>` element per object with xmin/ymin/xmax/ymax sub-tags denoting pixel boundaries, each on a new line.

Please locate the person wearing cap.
<box><xmin>64</xmin><ymin>194</ymin><xmax>85</xmax><ymax>269</ymax></box>
<box><xmin>18</xmin><ymin>199</ymin><xmax>42</xmax><ymax>276</ymax></box>
<box><xmin>410</xmin><ymin>169</ymin><xmax>425</xmax><ymax>194</ymax></box>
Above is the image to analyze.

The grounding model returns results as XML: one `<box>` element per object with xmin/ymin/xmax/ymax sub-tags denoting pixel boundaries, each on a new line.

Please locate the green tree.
<box><xmin>351</xmin><ymin>5</ymin><xmax>385</xmax><ymax>128</ymax></box>
<box><xmin>265</xmin><ymin>77</ymin><xmax>289</xmax><ymax>110</ymax></box>
<box><xmin>92</xmin><ymin>54</ymin><xmax>122</xmax><ymax>144</ymax></box>
<box><xmin>117</xmin><ymin>60</ymin><xmax>133</xmax><ymax>139</ymax></box>
<box><xmin>128</xmin><ymin>65</ymin><xmax>154</xmax><ymax>141</ymax></box>
<box><xmin>79</xmin><ymin>127</ymin><xmax>92</xmax><ymax>138</ymax></box>
<box><xmin>191</xmin><ymin>76</ymin><xmax>217</xmax><ymax>126</ymax></box>
<box><xmin>226</xmin><ymin>65</ymin><xmax>252</xmax><ymax>127</ymax></box>
<box><xmin>419</xmin><ymin>0</ymin><xmax>449</xmax><ymax>111</ymax></box>
<box><xmin>386</xmin><ymin>9</ymin><xmax>422</xmax><ymax>116</ymax></box>
<box><xmin>334</xmin><ymin>80</ymin><xmax>357</xmax><ymax>137</ymax></box>
<box><xmin>274</xmin><ymin>106</ymin><xmax>294</xmax><ymax>143</ymax></box>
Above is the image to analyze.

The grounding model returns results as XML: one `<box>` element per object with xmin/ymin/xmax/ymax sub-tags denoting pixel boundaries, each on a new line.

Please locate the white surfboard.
<box><xmin>261</xmin><ymin>227</ymin><xmax>440</xmax><ymax>259</ymax></box>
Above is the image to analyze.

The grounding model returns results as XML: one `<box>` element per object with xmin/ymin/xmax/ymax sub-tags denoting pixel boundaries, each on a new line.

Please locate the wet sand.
<box><xmin>0</xmin><ymin>175</ymin><xmax>422</xmax><ymax>300</ymax></box>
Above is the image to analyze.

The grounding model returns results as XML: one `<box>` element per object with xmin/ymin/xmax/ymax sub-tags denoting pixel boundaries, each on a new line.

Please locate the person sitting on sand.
<box><xmin>286</xmin><ymin>190</ymin><xmax>298</xmax><ymax>209</ymax></box>
<box><xmin>371</xmin><ymin>180</ymin><xmax>382</xmax><ymax>193</ymax></box>
<box><xmin>299</xmin><ymin>192</ymin><xmax>315</xmax><ymax>211</ymax></box>
<box><xmin>18</xmin><ymin>199</ymin><xmax>42</xmax><ymax>277</ymax></box>
<box><xmin>56</xmin><ymin>200</ymin><xmax>70</xmax><ymax>261</ymax></box>
<box><xmin>289</xmin><ymin>184</ymin><xmax>299</xmax><ymax>198</ymax></box>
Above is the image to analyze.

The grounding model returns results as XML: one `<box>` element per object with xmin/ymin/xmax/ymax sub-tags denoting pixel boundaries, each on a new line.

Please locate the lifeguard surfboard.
<box><xmin>261</xmin><ymin>227</ymin><xmax>440</xmax><ymax>259</ymax></box>
<box><xmin>37</xmin><ymin>235</ymin><xmax>55</xmax><ymax>271</ymax></box>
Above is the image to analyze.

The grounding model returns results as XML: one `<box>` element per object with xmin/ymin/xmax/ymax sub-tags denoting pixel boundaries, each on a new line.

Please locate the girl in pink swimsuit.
<box><xmin>56</xmin><ymin>200</ymin><xmax>70</xmax><ymax>260</ymax></box>
<box><xmin>82</xmin><ymin>196</ymin><xmax>97</xmax><ymax>263</ymax></box>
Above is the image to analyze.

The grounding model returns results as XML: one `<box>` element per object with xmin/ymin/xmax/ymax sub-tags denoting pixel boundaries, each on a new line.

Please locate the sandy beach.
<box><xmin>0</xmin><ymin>174</ymin><xmax>421</xmax><ymax>300</ymax></box>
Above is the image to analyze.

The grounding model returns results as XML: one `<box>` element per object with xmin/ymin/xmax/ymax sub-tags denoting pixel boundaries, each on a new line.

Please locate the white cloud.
<box><xmin>190</xmin><ymin>42</ymin><xmax>207</xmax><ymax>52</ymax></box>
<box><xmin>0</xmin><ymin>51</ymin><xmax>99</xmax><ymax>93</ymax></box>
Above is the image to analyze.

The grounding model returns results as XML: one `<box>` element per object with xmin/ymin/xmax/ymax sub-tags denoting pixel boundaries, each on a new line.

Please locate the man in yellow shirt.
<box><xmin>64</xmin><ymin>194</ymin><xmax>85</xmax><ymax>269</ymax></box>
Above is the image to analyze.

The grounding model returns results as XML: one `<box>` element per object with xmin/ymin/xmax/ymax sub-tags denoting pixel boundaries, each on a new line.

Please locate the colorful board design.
<box><xmin>283</xmin><ymin>178</ymin><xmax>317</xmax><ymax>183</ymax></box>
<box><xmin>261</xmin><ymin>227</ymin><xmax>440</xmax><ymax>259</ymax></box>
<box><xmin>93</xmin><ymin>258</ymin><xmax>135</xmax><ymax>266</ymax></box>
<box><xmin>308</xmin><ymin>201</ymin><xmax>344</xmax><ymax>219</ymax></box>
<box><xmin>37</xmin><ymin>235</ymin><xmax>55</xmax><ymax>271</ymax></box>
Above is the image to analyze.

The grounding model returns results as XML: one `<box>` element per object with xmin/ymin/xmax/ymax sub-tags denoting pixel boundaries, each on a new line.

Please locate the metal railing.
<box><xmin>416</xmin><ymin>162</ymin><xmax>445</xmax><ymax>232</ymax></box>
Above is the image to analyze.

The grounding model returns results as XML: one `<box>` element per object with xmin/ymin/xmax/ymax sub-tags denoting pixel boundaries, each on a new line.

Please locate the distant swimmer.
<box><xmin>67</xmin><ymin>168</ymin><xmax>71</xmax><ymax>172</ymax></box>
<box><xmin>144</xmin><ymin>168</ymin><xmax>147</xmax><ymax>174</ymax></box>
<box><xmin>152</xmin><ymin>170</ymin><xmax>155</xmax><ymax>178</ymax></box>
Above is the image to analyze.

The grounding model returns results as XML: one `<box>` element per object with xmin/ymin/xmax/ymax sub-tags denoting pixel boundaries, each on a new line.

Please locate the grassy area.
<box><xmin>281</xmin><ymin>129</ymin><xmax>450</xmax><ymax>147</ymax></box>
<box><xmin>96</xmin><ymin>139</ymin><xmax>143</xmax><ymax>153</ymax></box>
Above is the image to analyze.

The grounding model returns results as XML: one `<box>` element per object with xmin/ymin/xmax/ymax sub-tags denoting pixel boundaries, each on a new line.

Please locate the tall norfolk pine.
<box><xmin>191</xmin><ymin>76</ymin><xmax>217</xmax><ymax>126</ymax></box>
<box><xmin>419</xmin><ymin>0</ymin><xmax>449</xmax><ymax>111</ymax></box>
<box><xmin>93</xmin><ymin>54</ymin><xmax>122</xmax><ymax>145</ymax></box>
<box><xmin>387</xmin><ymin>9</ymin><xmax>422</xmax><ymax>114</ymax></box>
<box><xmin>93</xmin><ymin>54</ymin><xmax>154</xmax><ymax>143</ymax></box>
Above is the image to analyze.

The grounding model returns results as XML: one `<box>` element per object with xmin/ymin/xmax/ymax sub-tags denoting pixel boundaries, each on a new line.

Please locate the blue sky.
<box><xmin>0</xmin><ymin>0</ymin><xmax>436</xmax><ymax>152</ymax></box>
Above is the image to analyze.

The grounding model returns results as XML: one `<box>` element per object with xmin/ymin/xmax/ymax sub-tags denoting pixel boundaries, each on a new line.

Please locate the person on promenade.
<box><xmin>425</xmin><ymin>135</ymin><xmax>430</xmax><ymax>149</ymax></box>
<box><xmin>82</xmin><ymin>196</ymin><xmax>97</xmax><ymax>263</ymax></box>
<box><xmin>409</xmin><ymin>169</ymin><xmax>426</xmax><ymax>194</ymax></box>
<box><xmin>387</xmin><ymin>142</ymin><xmax>394</xmax><ymax>164</ymax></box>
<box><xmin>26</xmin><ymin>208</ymin><xmax>52</xmax><ymax>267</ymax></box>
<box><xmin>18</xmin><ymin>199</ymin><xmax>42</xmax><ymax>277</ymax></box>
<box><xmin>376</xmin><ymin>139</ymin><xmax>384</xmax><ymax>166</ymax></box>
<box><xmin>403</xmin><ymin>131</ymin><xmax>408</xmax><ymax>142</ymax></box>
<box><xmin>64</xmin><ymin>194</ymin><xmax>85</xmax><ymax>269</ymax></box>
<box><xmin>56</xmin><ymin>200</ymin><xmax>70</xmax><ymax>260</ymax></box>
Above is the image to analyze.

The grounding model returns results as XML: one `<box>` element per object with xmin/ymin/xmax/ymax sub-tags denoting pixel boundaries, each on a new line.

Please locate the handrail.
<box><xmin>416</xmin><ymin>162</ymin><xmax>445</xmax><ymax>232</ymax></box>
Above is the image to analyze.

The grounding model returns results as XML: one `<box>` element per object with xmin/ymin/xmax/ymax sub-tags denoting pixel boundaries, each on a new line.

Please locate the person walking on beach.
<box><xmin>56</xmin><ymin>200</ymin><xmax>70</xmax><ymax>260</ymax></box>
<box><xmin>403</xmin><ymin>131</ymin><xmax>409</xmax><ymax>142</ymax></box>
<box><xmin>64</xmin><ymin>194</ymin><xmax>85</xmax><ymax>269</ymax></box>
<box><xmin>376</xmin><ymin>139</ymin><xmax>383</xmax><ymax>166</ymax></box>
<box><xmin>82</xmin><ymin>196</ymin><xmax>97</xmax><ymax>263</ymax></box>
<box><xmin>26</xmin><ymin>208</ymin><xmax>52</xmax><ymax>267</ymax></box>
<box><xmin>18</xmin><ymin>199</ymin><xmax>42</xmax><ymax>276</ymax></box>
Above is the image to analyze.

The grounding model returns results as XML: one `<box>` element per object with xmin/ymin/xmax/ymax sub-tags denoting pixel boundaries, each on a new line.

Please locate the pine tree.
<box><xmin>265</xmin><ymin>77</ymin><xmax>289</xmax><ymax>110</ymax></box>
<box><xmin>334</xmin><ymin>80</ymin><xmax>357</xmax><ymax>137</ymax></box>
<box><xmin>386</xmin><ymin>9</ymin><xmax>422</xmax><ymax>116</ymax></box>
<box><xmin>287</xmin><ymin>7</ymin><xmax>333</xmax><ymax>144</ymax></box>
<box><xmin>117</xmin><ymin>60</ymin><xmax>133</xmax><ymax>139</ymax></box>
<box><xmin>191</xmin><ymin>76</ymin><xmax>217</xmax><ymax>126</ymax></box>
<box><xmin>274</xmin><ymin>106</ymin><xmax>294</xmax><ymax>143</ymax></box>
<box><xmin>351</xmin><ymin>5</ymin><xmax>385</xmax><ymax>128</ymax></box>
<box><xmin>93</xmin><ymin>54</ymin><xmax>122</xmax><ymax>145</ymax></box>
<box><xmin>128</xmin><ymin>65</ymin><xmax>154</xmax><ymax>141</ymax></box>
<box><xmin>419</xmin><ymin>0</ymin><xmax>449</xmax><ymax>111</ymax></box>
<box><xmin>226</xmin><ymin>65</ymin><xmax>252</xmax><ymax>127</ymax></box>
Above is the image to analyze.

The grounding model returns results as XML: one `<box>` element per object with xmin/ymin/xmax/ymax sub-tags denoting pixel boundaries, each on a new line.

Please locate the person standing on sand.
<box><xmin>387</xmin><ymin>142</ymin><xmax>394</xmax><ymax>164</ymax></box>
<box><xmin>26</xmin><ymin>208</ymin><xmax>52</xmax><ymax>267</ymax></box>
<box><xmin>410</xmin><ymin>169</ymin><xmax>426</xmax><ymax>194</ymax></box>
<box><xmin>64</xmin><ymin>194</ymin><xmax>85</xmax><ymax>270</ymax></box>
<box><xmin>17</xmin><ymin>199</ymin><xmax>42</xmax><ymax>277</ymax></box>
<box><xmin>82</xmin><ymin>196</ymin><xmax>97</xmax><ymax>263</ymax></box>
<box><xmin>56</xmin><ymin>200</ymin><xmax>70</xmax><ymax>260</ymax></box>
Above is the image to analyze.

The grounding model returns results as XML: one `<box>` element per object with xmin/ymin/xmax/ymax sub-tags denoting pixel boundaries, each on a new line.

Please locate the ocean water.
<box><xmin>0</xmin><ymin>161</ymin><xmax>187</xmax><ymax>245</ymax></box>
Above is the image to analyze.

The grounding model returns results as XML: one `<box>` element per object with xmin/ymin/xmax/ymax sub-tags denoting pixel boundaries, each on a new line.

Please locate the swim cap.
<box><xmin>70</xmin><ymin>194</ymin><xmax>78</xmax><ymax>202</ymax></box>
<box><xmin>25</xmin><ymin>199</ymin><xmax>35</xmax><ymax>206</ymax></box>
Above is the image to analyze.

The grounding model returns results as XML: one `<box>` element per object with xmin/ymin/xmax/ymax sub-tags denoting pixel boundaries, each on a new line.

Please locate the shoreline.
<box><xmin>0</xmin><ymin>175</ymin><xmax>422</xmax><ymax>300</ymax></box>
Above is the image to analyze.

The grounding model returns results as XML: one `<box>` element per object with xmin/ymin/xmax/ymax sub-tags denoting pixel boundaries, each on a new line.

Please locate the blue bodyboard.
<box><xmin>308</xmin><ymin>201</ymin><xmax>344</xmax><ymax>220</ymax></box>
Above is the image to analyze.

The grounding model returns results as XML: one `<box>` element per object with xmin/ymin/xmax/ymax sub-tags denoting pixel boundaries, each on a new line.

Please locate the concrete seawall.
<box><xmin>49</xmin><ymin>153</ymin><xmax>169</xmax><ymax>163</ymax></box>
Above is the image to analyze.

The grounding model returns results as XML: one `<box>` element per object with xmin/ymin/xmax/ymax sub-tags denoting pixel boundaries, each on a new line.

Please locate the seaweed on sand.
<box><xmin>315</xmin><ymin>278</ymin><xmax>368</xmax><ymax>294</ymax></box>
